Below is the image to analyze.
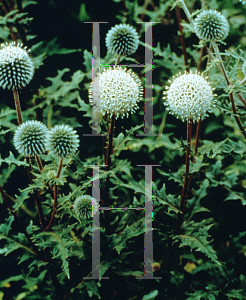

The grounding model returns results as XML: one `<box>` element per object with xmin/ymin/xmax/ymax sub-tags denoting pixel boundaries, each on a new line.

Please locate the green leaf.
<box><xmin>32</xmin><ymin>231</ymin><xmax>72</xmax><ymax>279</ymax></box>
<box><xmin>77</xmin><ymin>3</ymin><xmax>90</xmax><ymax>22</ymax></box>
<box><xmin>224</xmin><ymin>191</ymin><xmax>246</xmax><ymax>205</ymax></box>
<box><xmin>0</xmin><ymin>275</ymin><xmax>24</xmax><ymax>288</ymax></box>
<box><xmin>174</xmin><ymin>221</ymin><xmax>220</xmax><ymax>265</ymax></box>
<box><xmin>0</xmin><ymin>215</ymin><xmax>15</xmax><ymax>235</ymax></box>
<box><xmin>189</xmin><ymin>156</ymin><xmax>208</xmax><ymax>174</ymax></box>
<box><xmin>0</xmin><ymin>152</ymin><xmax>29</xmax><ymax>167</ymax></box>
<box><xmin>113</xmin><ymin>222</ymin><xmax>145</xmax><ymax>254</ymax></box>
<box><xmin>0</xmin><ymin>234</ymin><xmax>37</xmax><ymax>256</ymax></box>
<box><xmin>112</xmin><ymin>125</ymin><xmax>143</xmax><ymax>157</ymax></box>
<box><xmin>142</xmin><ymin>290</ymin><xmax>158</xmax><ymax>300</ymax></box>
<box><xmin>226</xmin><ymin>289</ymin><xmax>246</xmax><ymax>299</ymax></box>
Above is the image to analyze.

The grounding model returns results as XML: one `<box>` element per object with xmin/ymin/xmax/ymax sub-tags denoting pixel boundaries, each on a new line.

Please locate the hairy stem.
<box><xmin>35</xmin><ymin>155</ymin><xmax>43</xmax><ymax>172</ymax></box>
<box><xmin>44</xmin><ymin>158</ymin><xmax>63</xmax><ymax>231</ymax></box>
<box><xmin>28</xmin><ymin>158</ymin><xmax>45</xmax><ymax>230</ymax></box>
<box><xmin>158</xmin><ymin>110</ymin><xmax>168</xmax><ymax>136</ymax></box>
<box><xmin>194</xmin><ymin>119</ymin><xmax>201</xmax><ymax>156</ymax></box>
<box><xmin>103</xmin><ymin>115</ymin><xmax>116</xmax><ymax>234</ymax></box>
<box><xmin>176</xmin><ymin>121</ymin><xmax>192</xmax><ymax>232</ymax></box>
<box><xmin>13</xmin><ymin>89</ymin><xmax>23</xmax><ymax>125</ymax></box>
<box><xmin>175</xmin><ymin>6</ymin><xmax>189</xmax><ymax>68</ymax></box>
<box><xmin>105</xmin><ymin>115</ymin><xmax>115</xmax><ymax>170</ymax></box>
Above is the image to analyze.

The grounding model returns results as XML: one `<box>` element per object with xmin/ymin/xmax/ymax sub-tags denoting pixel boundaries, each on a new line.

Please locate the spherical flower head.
<box><xmin>73</xmin><ymin>195</ymin><xmax>99</xmax><ymax>220</ymax></box>
<box><xmin>0</xmin><ymin>42</ymin><xmax>35</xmax><ymax>90</ymax></box>
<box><xmin>163</xmin><ymin>71</ymin><xmax>216</xmax><ymax>123</ymax></box>
<box><xmin>88</xmin><ymin>66</ymin><xmax>143</xmax><ymax>119</ymax></box>
<box><xmin>13</xmin><ymin>120</ymin><xmax>48</xmax><ymax>157</ymax></box>
<box><xmin>105</xmin><ymin>24</ymin><xmax>139</xmax><ymax>56</ymax></box>
<box><xmin>194</xmin><ymin>9</ymin><xmax>229</xmax><ymax>42</ymax></box>
<box><xmin>46</xmin><ymin>124</ymin><xmax>80</xmax><ymax>158</ymax></box>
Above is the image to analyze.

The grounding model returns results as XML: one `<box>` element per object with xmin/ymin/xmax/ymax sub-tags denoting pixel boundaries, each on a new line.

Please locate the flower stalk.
<box><xmin>44</xmin><ymin>157</ymin><xmax>63</xmax><ymax>232</ymax></box>
<box><xmin>13</xmin><ymin>89</ymin><xmax>23</xmax><ymax>125</ymax></box>
<box><xmin>176</xmin><ymin>121</ymin><xmax>192</xmax><ymax>232</ymax></box>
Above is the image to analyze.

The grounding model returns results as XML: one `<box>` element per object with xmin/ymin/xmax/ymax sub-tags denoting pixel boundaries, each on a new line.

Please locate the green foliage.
<box><xmin>1</xmin><ymin>0</ymin><xmax>246</xmax><ymax>299</ymax></box>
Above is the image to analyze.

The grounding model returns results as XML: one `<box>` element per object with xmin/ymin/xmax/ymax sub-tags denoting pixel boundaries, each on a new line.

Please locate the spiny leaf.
<box><xmin>0</xmin><ymin>235</ymin><xmax>37</xmax><ymax>256</ymax></box>
<box><xmin>0</xmin><ymin>152</ymin><xmax>29</xmax><ymax>167</ymax></box>
<box><xmin>174</xmin><ymin>221</ymin><xmax>220</xmax><ymax>265</ymax></box>
<box><xmin>32</xmin><ymin>231</ymin><xmax>72</xmax><ymax>279</ymax></box>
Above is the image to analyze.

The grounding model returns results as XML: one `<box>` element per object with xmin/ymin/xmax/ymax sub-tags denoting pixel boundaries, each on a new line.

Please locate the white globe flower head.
<box><xmin>0</xmin><ymin>42</ymin><xmax>35</xmax><ymax>90</ymax></box>
<box><xmin>163</xmin><ymin>71</ymin><xmax>216</xmax><ymax>123</ymax></box>
<box><xmin>89</xmin><ymin>66</ymin><xmax>143</xmax><ymax>119</ymax></box>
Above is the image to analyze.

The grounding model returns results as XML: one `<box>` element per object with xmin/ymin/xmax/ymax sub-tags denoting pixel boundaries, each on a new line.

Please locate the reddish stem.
<box><xmin>44</xmin><ymin>158</ymin><xmax>63</xmax><ymax>231</ymax></box>
<box><xmin>175</xmin><ymin>6</ymin><xmax>189</xmax><ymax>68</ymax></box>
<box><xmin>13</xmin><ymin>89</ymin><xmax>23</xmax><ymax>125</ymax></box>
<box><xmin>176</xmin><ymin>121</ymin><xmax>192</xmax><ymax>232</ymax></box>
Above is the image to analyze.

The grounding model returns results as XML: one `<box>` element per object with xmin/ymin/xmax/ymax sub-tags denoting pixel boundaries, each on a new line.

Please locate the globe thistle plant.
<box><xmin>194</xmin><ymin>9</ymin><xmax>229</xmax><ymax>42</ymax></box>
<box><xmin>163</xmin><ymin>71</ymin><xmax>215</xmax><ymax>123</ymax></box>
<box><xmin>73</xmin><ymin>195</ymin><xmax>99</xmax><ymax>220</ymax></box>
<box><xmin>46</xmin><ymin>124</ymin><xmax>80</xmax><ymax>159</ymax></box>
<box><xmin>89</xmin><ymin>66</ymin><xmax>143</xmax><ymax>119</ymax></box>
<box><xmin>0</xmin><ymin>42</ymin><xmax>35</xmax><ymax>90</ymax></box>
<box><xmin>105</xmin><ymin>24</ymin><xmax>139</xmax><ymax>56</ymax></box>
<box><xmin>13</xmin><ymin>120</ymin><xmax>48</xmax><ymax>157</ymax></box>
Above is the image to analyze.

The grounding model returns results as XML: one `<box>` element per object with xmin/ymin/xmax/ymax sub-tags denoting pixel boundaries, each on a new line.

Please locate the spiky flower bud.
<box><xmin>0</xmin><ymin>42</ymin><xmax>35</xmax><ymax>90</ymax></box>
<box><xmin>163</xmin><ymin>71</ymin><xmax>216</xmax><ymax>123</ymax></box>
<box><xmin>13</xmin><ymin>120</ymin><xmax>48</xmax><ymax>157</ymax></box>
<box><xmin>242</xmin><ymin>61</ymin><xmax>246</xmax><ymax>77</ymax></box>
<box><xmin>73</xmin><ymin>195</ymin><xmax>99</xmax><ymax>220</ymax></box>
<box><xmin>194</xmin><ymin>9</ymin><xmax>229</xmax><ymax>42</ymax></box>
<box><xmin>105</xmin><ymin>24</ymin><xmax>139</xmax><ymax>56</ymax></box>
<box><xmin>47</xmin><ymin>170</ymin><xmax>57</xmax><ymax>180</ymax></box>
<box><xmin>46</xmin><ymin>124</ymin><xmax>80</xmax><ymax>158</ymax></box>
<box><xmin>89</xmin><ymin>66</ymin><xmax>143</xmax><ymax>119</ymax></box>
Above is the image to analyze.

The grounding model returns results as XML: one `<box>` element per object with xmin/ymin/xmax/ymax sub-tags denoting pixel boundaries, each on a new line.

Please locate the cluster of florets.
<box><xmin>45</xmin><ymin>125</ymin><xmax>80</xmax><ymax>158</ymax></box>
<box><xmin>105</xmin><ymin>24</ymin><xmax>139</xmax><ymax>56</ymax></box>
<box><xmin>163</xmin><ymin>71</ymin><xmax>215</xmax><ymax>123</ymax></box>
<box><xmin>0</xmin><ymin>42</ymin><xmax>34</xmax><ymax>90</ymax></box>
<box><xmin>194</xmin><ymin>9</ymin><xmax>229</xmax><ymax>42</ymax></box>
<box><xmin>13</xmin><ymin>120</ymin><xmax>48</xmax><ymax>157</ymax></box>
<box><xmin>14</xmin><ymin>122</ymin><xmax>79</xmax><ymax>158</ymax></box>
<box><xmin>73</xmin><ymin>195</ymin><xmax>99</xmax><ymax>220</ymax></box>
<box><xmin>89</xmin><ymin>66</ymin><xmax>143</xmax><ymax>119</ymax></box>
